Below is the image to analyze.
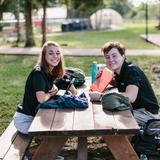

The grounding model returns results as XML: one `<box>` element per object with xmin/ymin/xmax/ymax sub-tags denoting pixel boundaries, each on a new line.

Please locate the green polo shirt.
<box><xmin>115</xmin><ymin>61</ymin><xmax>159</xmax><ymax>114</ymax></box>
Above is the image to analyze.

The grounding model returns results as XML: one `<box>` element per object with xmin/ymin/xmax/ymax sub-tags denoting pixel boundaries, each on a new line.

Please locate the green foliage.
<box><xmin>0</xmin><ymin>0</ymin><xmax>17</xmax><ymax>12</ymax></box>
<box><xmin>104</xmin><ymin>0</ymin><xmax>133</xmax><ymax>16</ymax></box>
<box><xmin>128</xmin><ymin>2</ymin><xmax>160</xmax><ymax>20</ymax></box>
<box><xmin>61</xmin><ymin>0</ymin><xmax>104</xmax><ymax>17</ymax></box>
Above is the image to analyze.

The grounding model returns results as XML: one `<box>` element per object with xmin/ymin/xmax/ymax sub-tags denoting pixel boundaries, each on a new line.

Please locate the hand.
<box><xmin>89</xmin><ymin>91</ymin><xmax>103</xmax><ymax>101</ymax></box>
<box><xmin>69</xmin><ymin>84</ymin><xmax>77</xmax><ymax>95</ymax></box>
<box><xmin>48</xmin><ymin>84</ymin><xmax>58</xmax><ymax>96</ymax></box>
<box><xmin>96</xmin><ymin>70</ymin><xmax>102</xmax><ymax>79</ymax></box>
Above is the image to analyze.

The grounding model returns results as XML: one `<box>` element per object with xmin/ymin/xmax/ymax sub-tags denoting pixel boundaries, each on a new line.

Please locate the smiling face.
<box><xmin>45</xmin><ymin>45</ymin><xmax>61</xmax><ymax>70</ymax></box>
<box><xmin>104</xmin><ymin>48</ymin><xmax>125</xmax><ymax>74</ymax></box>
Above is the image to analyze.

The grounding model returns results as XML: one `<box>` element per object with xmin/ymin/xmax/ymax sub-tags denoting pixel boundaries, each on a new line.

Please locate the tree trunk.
<box><xmin>24</xmin><ymin>0</ymin><xmax>35</xmax><ymax>47</ymax></box>
<box><xmin>0</xmin><ymin>10</ymin><xmax>3</xmax><ymax>31</ymax></box>
<box><xmin>14</xmin><ymin>10</ymin><xmax>21</xmax><ymax>45</ymax></box>
<box><xmin>41</xmin><ymin>0</ymin><xmax>47</xmax><ymax>46</ymax></box>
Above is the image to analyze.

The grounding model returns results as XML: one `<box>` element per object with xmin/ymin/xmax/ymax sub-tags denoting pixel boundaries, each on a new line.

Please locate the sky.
<box><xmin>132</xmin><ymin>0</ymin><xmax>143</xmax><ymax>6</ymax></box>
<box><xmin>131</xmin><ymin>0</ymin><xmax>159</xmax><ymax>6</ymax></box>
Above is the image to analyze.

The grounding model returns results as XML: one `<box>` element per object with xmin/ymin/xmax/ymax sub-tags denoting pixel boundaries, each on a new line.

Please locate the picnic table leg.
<box><xmin>32</xmin><ymin>136</ymin><xmax>68</xmax><ymax>160</ymax></box>
<box><xmin>103</xmin><ymin>135</ymin><xmax>139</xmax><ymax>160</ymax></box>
<box><xmin>77</xmin><ymin>137</ymin><xmax>87</xmax><ymax>160</ymax></box>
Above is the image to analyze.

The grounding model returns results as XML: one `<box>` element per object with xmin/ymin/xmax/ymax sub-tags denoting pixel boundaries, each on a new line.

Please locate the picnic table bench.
<box><xmin>28</xmin><ymin>77</ymin><xmax>140</xmax><ymax>160</ymax></box>
<box><xmin>0</xmin><ymin>120</ymin><xmax>32</xmax><ymax>160</ymax></box>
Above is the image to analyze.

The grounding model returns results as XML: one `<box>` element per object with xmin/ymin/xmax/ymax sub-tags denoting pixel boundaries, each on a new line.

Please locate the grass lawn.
<box><xmin>43</xmin><ymin>21</ymin><xmax>160</xmax><ymax>49</ymax></box>
<box><xmin>0</xmin><ymin>55</ymin><xmax>160</xmax><ymax>135</ymax></box>
<box><xmin>2</xmin><ymin>21</ymin><xmax>160</xmax><ymax>49</ymax></box>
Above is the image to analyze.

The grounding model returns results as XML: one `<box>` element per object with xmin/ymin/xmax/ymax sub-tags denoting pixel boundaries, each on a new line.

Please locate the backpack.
<box><xmin>101</xmin><ymin>92</ymin><xmax>133</xmax><ymax>112</ymax></box>
<box><xmin>65</xmin><ymin>67</ymin><xmax>85</xmax><ymax>87</ymax></box>
<box><xmin>144</xmin><ymin>119</ymin><xmax>160</xmax><ymax>135</ymax></box>
<box><xmin>55</xmin><ymin>67</ymin><xmax>85</xmax><ymax>89</ymax></box>
<box><xmin>132</xmin><ymin>119</ymin><xmax>160</xmax><ymax>157</ymax></box>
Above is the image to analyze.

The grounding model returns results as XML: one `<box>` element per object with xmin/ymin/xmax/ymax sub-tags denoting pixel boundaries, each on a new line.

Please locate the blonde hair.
<box><xmin>35</xmin><ymin>41</ymin><xmax>64</xmax><ymax>79</ymax></box>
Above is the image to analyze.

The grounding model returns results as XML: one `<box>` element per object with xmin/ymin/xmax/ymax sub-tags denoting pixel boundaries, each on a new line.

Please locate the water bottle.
<box><xmin>91</xmin><ymin>61</ymin><xmax>97</xmax><ymax>83</ymax></box>
<box><xmin>140</xmin><ymin>154</ymin><xmax>148</xmax><ymax>160</ymax></box>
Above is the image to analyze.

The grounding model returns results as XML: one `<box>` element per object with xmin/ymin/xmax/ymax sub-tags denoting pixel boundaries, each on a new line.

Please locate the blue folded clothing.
<box><xmin>37</xmin><ymin>92</ymin><xmax>88</xmax><ymax>110</ymax></box>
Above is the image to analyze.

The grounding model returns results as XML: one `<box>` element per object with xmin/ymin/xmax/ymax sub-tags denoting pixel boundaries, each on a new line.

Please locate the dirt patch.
<box><xmin>60</xmin><ymin>137</ymin><xmax>114</xmax><ymax>160</ymax></box>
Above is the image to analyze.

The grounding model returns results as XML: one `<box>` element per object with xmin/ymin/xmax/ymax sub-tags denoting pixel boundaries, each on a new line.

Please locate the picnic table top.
<box><xmin>28</xmin><ymin>77</ymin><xmax>140</xmax><ymax>137</ymax></box>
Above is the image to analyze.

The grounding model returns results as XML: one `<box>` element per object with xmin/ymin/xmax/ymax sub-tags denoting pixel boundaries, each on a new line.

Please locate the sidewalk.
<box><xmin>0</xmin><ymin>46</ymin><xmax>160</xmax><ymax>56</ymax></box>
<box><xmin>141</xmin><ymin>34</ymin><xmax>160</xmax><ymax>47</ymax></box>
<box><xmin>0</xmin><ymin>33</ymin><xmax>159</xmax><ymax>56</ymax></box>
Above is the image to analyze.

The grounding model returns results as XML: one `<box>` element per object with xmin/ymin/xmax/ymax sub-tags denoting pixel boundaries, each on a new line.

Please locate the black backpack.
<box><xmin>55</xmin><ymin>67</ymin><xmax>85</xmax><ymax>89</ymax></box>
<box><xmin>132</xmin><ymin>119</ymin><xmax>160</xmax><ymax>157</ymax></box>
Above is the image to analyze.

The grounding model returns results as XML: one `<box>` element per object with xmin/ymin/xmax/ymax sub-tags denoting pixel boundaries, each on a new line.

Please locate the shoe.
<box><xmin>140</xmin><ymin>154</ymin><xmax>148</xmax><ymax>160</ymax></box>
<box><xmin>56</xmin><ymin>155</ymin><xmax>64</xmax><ymax>160</ymax></box>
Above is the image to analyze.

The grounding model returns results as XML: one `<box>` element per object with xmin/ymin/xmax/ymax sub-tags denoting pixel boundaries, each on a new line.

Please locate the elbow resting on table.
<box><xmin>36</xmin><ymin>91</ymin><xmax>51</xmax><ymax>103</ymax></box>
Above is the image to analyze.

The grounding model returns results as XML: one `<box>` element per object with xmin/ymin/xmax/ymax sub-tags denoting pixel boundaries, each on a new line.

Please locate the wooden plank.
<box><xmin>73</xmin><ymin>100</ymin><xmax>94</xmax><ymax>132</ymax></box>
<box><xmin>103</xmin><ymin>135</ymin><xmax>139</xmax><ymax>160</ymax></box>
<box><xmin>3</xmin><ymin>133</ymin><xmax>31</xmax><ymax>160</ymax></box>
<box><xmin>77</xmin><ymin>137</ymin><xmax>87</xmax><ymax>160</ymax></box>
<box><xmin>51</xmin><ymin>109</ymin><xmax>74</xmax><ymax>132</ymax></box>
<box><xmin>0</xmin><ymin>121</ymin><xmax>17</xmax><ymax>159</ymax></box>
<box><xmin>32</xmin><ymin>136</ymin><xmax>68</xmax><ymax>160</ymax></box>
<box><xmin>92</xmin><ymin>103</ymin><xmax>117</xmax><ymax>133</ymax></box>
<box><xmin>113</xmin><ymin>110</ymin><xmax>140</xmax><ymax>134</ymax></box>
<box><xmin>28</xmin><ymin>109</ymin><xmax>55</xmax><ymax>135</ymax></box>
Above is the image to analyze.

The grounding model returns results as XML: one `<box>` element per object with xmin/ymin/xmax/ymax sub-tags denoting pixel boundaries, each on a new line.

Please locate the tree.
<box><xmin>24</xmin><ymin>0</ymin><xmax>35</xmax><ymax>47</ymax></box>
<box><xmin>60</xmin><ymin>0</ymin><xmax>104</xmax><ymax>18</ymax></box>
<box><xmin>41</xmin><ymin>0</ymin><xmax>47</xmax><ymax>46</ymax></box>
<box><xmin>35</xmin><ymin>0</ymin><xmax>57</xmax><ymax>46</ymax></box>
<box><xmin>0</xmin><ymin>0</ymin><xmax>17</xmax><ymax>31</ymax></box>
<box><xmin>104</xmin><ymin>0</ymin><xmax>132</xmax><ymax>17</ymax></box>
<box><xmin>14</xmin><ymin>0</ymin><xmax>22</xmax><ymax>45</ymax></box>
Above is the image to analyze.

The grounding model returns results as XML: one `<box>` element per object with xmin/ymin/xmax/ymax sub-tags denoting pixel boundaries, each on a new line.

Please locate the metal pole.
<box><xmin>158</xmin><ymin>0</ymin><xmax>160</xmax><ymax>29</ymax></box>
<box><xmin>145</xmin><ymin>0</ymin><xmax>148</xmax><ymax>42</ymax></box>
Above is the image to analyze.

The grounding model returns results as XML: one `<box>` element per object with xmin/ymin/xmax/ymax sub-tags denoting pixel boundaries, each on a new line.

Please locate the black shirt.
<box><xmin>18</xmin><ymin>66</ymin><xmax>55</xmax><ymax>116</ymax></box>
<box><xmin>115</xmin><ymin>61</ymin><xmax>159</xmax><ymax>114</ymax></box>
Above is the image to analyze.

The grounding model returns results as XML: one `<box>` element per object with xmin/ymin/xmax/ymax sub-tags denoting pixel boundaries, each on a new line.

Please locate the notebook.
<box><xmin>90</xmin><ymin>68</ymin><xmax>113</xmax><ymax>93</ymax></box>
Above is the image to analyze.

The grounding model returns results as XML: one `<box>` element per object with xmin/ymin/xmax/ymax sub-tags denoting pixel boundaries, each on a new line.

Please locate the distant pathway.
<box><xmin>0</xmin><ymin>47</ymin><xmax>159</xmax><ymax>56</ymax></box>
<box><xmin>0</xmin><ymin>33</ymin><xmax>159</xmax><ymax>56</ymax></box>
<box><xmin>141</xmin><ymin>34</ymin><xmax>160</xmax><ymax>47</ymax></box>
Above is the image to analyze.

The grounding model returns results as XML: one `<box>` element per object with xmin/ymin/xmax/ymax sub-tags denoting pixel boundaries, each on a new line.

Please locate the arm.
<box><xmin>36</xmin><ymin>91</ymin><xmax>51</xmax><ymax>103</ymax></box>
<box><xmin>89</xmin><ymin>85</ymin><xmax>138</xmax><ymax>103</ymax></box>
<box><xmin>36</xmin><ymin>84</ymin><xmax>58</xmax><ymax>103</ymax></box>
<box><xmin>69</xmin><ymin>84</ymin><xmax>77</xmax><ymax>95</ymax></box>
<box><xmin>121</xmin><ymin>85</ymin><xmax>138</xmax><ymax>103</ymax></box>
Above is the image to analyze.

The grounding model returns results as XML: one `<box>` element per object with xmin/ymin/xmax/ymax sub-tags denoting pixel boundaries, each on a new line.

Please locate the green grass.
<box><xmin>0</xmin><ymin>55</ymin><xmax>160</xmax><ymax>135</ymax></box>
<box><xmin>2</xmin><ymin>21</ymin><xmax>160</xmax><ymax>49</ymax></box>
<box><xmin>44</xmin><ymin>21</ymin><xmax>160</xmax><ymax>49</ymax></box>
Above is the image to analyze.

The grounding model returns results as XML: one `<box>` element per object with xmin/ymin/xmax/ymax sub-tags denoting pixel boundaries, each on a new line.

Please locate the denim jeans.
<box><xmin>13</xmin><ymin>112</ymin><xmax>34</xmax><ymax>134</ymax></box>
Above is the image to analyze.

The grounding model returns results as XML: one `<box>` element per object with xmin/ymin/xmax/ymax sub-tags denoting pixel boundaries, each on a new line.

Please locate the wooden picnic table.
<box><xmin>28</xmin><ymin>77</ymin><xmax>140</xmax><ymax>160</ymax></box>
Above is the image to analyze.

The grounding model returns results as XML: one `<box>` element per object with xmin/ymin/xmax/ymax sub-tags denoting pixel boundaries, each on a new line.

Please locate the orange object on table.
<box><xmin>90</xmin><ymin>68</ymin><xmax>113</xmax><ymax>93</ymax></box>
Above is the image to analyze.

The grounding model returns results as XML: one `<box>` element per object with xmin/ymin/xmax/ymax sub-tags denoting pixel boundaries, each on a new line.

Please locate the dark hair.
<box><xmin>35</xmin><ymin>41</ymin><xmax>64</xmax><ymax>79</ymax></box>
<box><xmin>101</xmin><ymin>42</ymin><xmax>125</xmax><ymax>56</ymax></box>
